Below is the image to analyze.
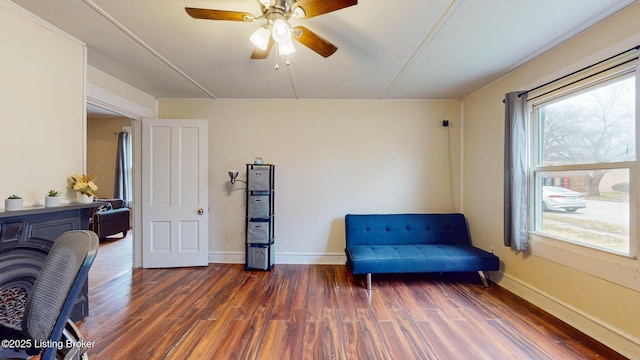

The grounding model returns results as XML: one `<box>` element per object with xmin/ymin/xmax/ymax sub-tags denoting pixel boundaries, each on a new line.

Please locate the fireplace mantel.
<box><xmin>0</xmin><ymin>202</ymin><xmax>102</xmax><ymax>325</ymax></box>
<box><xmin>0</xmin><ymin>202</ymin><xmax>101</xmax><ymax>219</ymax></box>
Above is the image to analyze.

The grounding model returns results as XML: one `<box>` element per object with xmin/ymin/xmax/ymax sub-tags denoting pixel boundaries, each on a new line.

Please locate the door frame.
<box><xmin>87</xmin><ymin>82</ymin><xmax>154</xmax><ymax>268</ymax></box>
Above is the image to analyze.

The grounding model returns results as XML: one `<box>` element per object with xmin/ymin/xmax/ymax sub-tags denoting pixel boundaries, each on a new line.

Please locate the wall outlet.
<box><xmin>442</xmin><ymin>120</ymin><xmax>449</xmax><ymax>127</ymax></box>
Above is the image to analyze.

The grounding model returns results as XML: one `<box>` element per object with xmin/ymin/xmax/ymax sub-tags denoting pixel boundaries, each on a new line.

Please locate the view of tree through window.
<box><xmin>533</xmin><ymin>75</ymin><xmax>636</xmax><ymax>255</ymax></box>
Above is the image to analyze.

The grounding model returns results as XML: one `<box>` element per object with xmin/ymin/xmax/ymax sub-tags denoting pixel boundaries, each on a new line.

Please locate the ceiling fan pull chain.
<box><xmin>275</xmin><ymin>44</ymin><xmax>280</xmax><ymax>70</ymax></box>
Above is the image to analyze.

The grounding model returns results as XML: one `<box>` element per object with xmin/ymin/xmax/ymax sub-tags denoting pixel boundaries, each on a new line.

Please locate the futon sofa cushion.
<box><xmin>346</xmin><ymin>244</ymin><xmax>499</xmax><ymax>275</ymax></box>
<box><xmin>345</xmin><ymin>213</ymin><xmax>499</xmax><ymax>283</ymax></box>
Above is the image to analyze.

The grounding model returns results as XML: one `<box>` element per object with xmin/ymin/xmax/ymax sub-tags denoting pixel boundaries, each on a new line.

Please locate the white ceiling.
<box><xmin>11</xmin><ymin>0</ymin><xmax>638</xmax><ymax>100</ymax></box>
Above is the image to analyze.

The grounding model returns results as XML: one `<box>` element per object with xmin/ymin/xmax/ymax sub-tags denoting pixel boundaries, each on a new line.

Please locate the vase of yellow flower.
<box><xmin>76</xmin><ymin>192</ymin><xmax>93</xmax><ymax>204</ymax></box>
<box><xmin>70</xmin><ymin>174</ymin><xmax>98</xmax><ymax>204</ymax></box>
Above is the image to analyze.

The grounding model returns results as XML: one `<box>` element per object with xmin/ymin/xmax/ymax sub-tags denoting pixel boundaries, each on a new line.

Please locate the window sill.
<box><xmin>529</xmin><ymin>232</ymin><xmax>640</xmax><ymax>292</ymax></box>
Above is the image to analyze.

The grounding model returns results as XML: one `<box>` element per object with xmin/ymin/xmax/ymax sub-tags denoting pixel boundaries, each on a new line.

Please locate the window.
<box><xmin>529</xmin><ymin>62</ymin><xmax>637</xmax><ymax>256</ymax></box>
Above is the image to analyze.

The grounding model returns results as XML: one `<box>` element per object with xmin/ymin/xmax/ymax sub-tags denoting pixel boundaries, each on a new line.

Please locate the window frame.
<box><xmin>525</xmin><ymin>55</ymin><xmax>640</xmax><ymax>292</ymax></box>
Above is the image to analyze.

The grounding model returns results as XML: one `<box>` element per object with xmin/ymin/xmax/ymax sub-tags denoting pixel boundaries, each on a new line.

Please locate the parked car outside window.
<box><xmin>541</xmin><ymin>186</ymin><xmax>586</xmax><ymax>212</ymax></box>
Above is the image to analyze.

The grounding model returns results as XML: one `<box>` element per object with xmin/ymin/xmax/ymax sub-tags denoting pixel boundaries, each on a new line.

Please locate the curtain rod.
<box><xmin>515</xmin><ymin>45</ymin><xmax>640</xmax><ymax>99</ymax></box>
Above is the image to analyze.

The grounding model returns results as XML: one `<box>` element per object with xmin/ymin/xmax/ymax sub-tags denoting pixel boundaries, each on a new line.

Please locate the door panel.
<box><xmin>142</xmin><ymin>119</ymin><xmax>208</xmax><ymax>268</ymax></box>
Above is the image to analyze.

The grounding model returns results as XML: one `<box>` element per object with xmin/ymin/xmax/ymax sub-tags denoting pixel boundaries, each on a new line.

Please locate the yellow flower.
<box><xmin>70</xmin><ymin>174</ymin><xmax>98</xmax><ymax>196</ymax></box>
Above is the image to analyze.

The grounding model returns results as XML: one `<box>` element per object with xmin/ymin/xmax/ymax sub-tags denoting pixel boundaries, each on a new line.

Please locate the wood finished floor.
<box><xmin>81</xmin><ymin>237</ymin><xmax>625</xmax><ymax>360</ymax></box>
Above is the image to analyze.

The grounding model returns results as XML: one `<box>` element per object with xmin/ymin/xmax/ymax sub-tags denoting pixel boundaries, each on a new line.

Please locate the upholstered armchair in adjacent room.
<box><xmin>90</xmin><ymin>198</ymin><xmax>130</xmax><ymax>240</ymax></box>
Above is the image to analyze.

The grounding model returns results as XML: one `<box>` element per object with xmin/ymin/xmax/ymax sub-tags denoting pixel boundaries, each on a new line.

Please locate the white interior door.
<box><xmin>141</xmin><ymin>119</ymin><xmax>208</xmax><ymax>268</ymax></box>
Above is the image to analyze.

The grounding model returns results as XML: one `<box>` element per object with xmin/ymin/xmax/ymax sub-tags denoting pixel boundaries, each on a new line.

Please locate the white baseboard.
<box><xmin>275</xmin><ymin>252</ymin><xmax>346</xmax><ymax>265</ymax></box>
<box><xmin>491</xmin><ymin>272</ymin><xmax>640</xmax><ymax>359</ymax></box>
<box><xmin>208</xmin><ymin>251</ymin><xmax>243</xmax><ymax>264</ymax></box>
<box><xmin>208</xmin><ymin>251</ymin><xmax>346</xmax><ymax>265</ymax></box>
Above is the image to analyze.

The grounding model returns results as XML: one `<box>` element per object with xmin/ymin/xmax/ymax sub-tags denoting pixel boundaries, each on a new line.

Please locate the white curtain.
<box><xmin>504</xmin><ymin>92</ymin><xmax>529</xmax><ymax>251</ymax></box>
<box><xmin>114</xmin><ymin>131</ymin><xmax>131</xmax><ymax>206</ymax></box>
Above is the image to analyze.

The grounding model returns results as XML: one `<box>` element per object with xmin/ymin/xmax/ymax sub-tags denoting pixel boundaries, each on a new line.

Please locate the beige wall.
<box><xmin>87</xmin><ymin>117</ymin><xmax>132</xmax><ymax>198</ymax></box>
<box><xmin>0</xmin><ymin>2</ymin><xmax>85</xmax><ymax>207</ymax></box>
<box><xmin>462</xmin><ymin>3</ymin><xmax>640</xmax><ymax>357</ymax></box>
<box><xmin>159</xmin><ymin>99</ymin><xmax>462</xmax><ymax>262</ymax></box>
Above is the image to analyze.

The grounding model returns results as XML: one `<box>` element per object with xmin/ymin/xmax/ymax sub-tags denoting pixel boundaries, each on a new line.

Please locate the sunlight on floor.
<box><xmin>89</xmin><ymin>231</ymin><xmax>132</xmax><ymax>291</ymax></box>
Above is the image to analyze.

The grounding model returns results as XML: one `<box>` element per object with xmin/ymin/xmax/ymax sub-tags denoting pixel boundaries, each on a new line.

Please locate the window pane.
<box><xmin>535</xmin><ymin>169</ymin><xmax>629</xmax><ymax>254</ymax></box>
<box><xmin>538</xmin><ymin>76</ymin><xmax>635</xmax><ymax>166</ymax></box>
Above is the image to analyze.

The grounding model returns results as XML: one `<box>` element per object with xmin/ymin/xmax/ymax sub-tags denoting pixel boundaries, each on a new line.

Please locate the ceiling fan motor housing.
<box><xmin>272</xmin><ymin>0</ymin><xmax>293</xmax><ymax>13</ymax></box>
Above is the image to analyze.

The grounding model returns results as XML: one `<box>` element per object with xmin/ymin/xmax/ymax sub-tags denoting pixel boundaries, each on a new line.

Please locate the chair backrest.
<box><xmin>21</xmin><ymin>230</ymin><xmax>98</xmax><ymax>352</ymax></box>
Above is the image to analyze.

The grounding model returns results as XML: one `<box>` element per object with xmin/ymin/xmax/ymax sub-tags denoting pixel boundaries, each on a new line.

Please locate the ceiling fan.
<box><xmin>185</xmin><ymin>0</ymin><xmax>358</xmax><ymax>59</ymax></box>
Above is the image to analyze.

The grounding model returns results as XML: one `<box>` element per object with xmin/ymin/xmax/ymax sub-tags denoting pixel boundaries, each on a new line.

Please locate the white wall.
<box><xmin>0</xmin><ymin>2</ymin><xmax>85</xmax><ymax>207</ymax></box>
<box><xmin>462</xmin><ymin>3</ymin><xmax>640</xmax><ymax>357</ymax></box>
<box><xmin>159</xmin><ymin>99</ymin><xmax>461</xmax><ymax>263</ymax></box>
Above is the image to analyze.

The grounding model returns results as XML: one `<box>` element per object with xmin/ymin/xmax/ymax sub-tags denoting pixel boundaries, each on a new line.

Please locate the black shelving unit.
<box><xmin>245</xmin><ymin>164</ymin><xmax>275</xmax><ymax>270</ymax></box>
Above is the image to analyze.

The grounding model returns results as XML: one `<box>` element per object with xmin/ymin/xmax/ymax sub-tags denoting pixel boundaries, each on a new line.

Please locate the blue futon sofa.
<box><xmin>345</xmin><ymin>213</ymin><xmax>499</xmax><ymax>289</ymax></box>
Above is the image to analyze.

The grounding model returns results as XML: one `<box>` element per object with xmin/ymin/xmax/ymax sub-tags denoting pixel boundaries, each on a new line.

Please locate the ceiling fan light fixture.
<box><xmin>271</xmin><ymin>18</ymin><xmax>291</xmax><ymax>44</ymax></box>
<box><xmin>292</xmin><ymin>7</ymin><xmax>306</xmax><ymax>18</ymax></box>
<box><xmin>185</xmin><ymin>0</ymin><xmax>356</xmax><ymax>60</ymax></box>
<box><xmin>278</xmin><ymin>39</ymin><xmax>296</xmax><ymax>55</ymax></box>
<box><xmin>250</xmin><ymin>26</ymin><xmax>271</xmax><ymax>51</ymax></box>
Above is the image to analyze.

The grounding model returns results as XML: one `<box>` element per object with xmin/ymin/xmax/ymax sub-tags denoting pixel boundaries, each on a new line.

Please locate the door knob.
<box><xmin>197</xmin><ymin>208</ymin><xmax>204</xmax><ymax>215</ymax></box>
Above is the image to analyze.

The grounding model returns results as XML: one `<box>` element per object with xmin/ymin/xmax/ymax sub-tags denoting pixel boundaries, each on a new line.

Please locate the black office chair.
<box><xmin>0</xmin><ymin>230</ymin><xmax>99</xmax><ymax>360</ymax></box>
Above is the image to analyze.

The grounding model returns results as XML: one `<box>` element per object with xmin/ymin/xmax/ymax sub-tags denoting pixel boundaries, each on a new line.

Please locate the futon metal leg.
<box><xmin>366</xmin><ymin>273</ymin><xmax>371</xmax><ymax>290</ymax></box>
<box><xmin>478</xmin><ymin>270</ymin><xmax>490</xmax><ymax>287</ymax></box>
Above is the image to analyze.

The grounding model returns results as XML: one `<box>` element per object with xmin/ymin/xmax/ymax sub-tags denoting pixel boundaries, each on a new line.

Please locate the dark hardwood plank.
<box><xmin>378</xmin><ymin>309</ymin><xmax>436</xmax><ymax>359</ymax></box>
<box><xmin>342</xmin><ymin>320</ymin><xmax>369</xmax><ymax>359</ymax></box>
<box><xmin>289</xmin><ymin>264</ymin><xmax>311</xmax><ymax>310</ymax></box>
<box><xmin>391</xmin><ymin>280</ymin><xmax>431</xmax><ymax>321</ymax></box>
<box><xmin>256</xmin><ymin>319</ymin><xmax>288</xmax><ymax>360</ymax></box>
<box><xmin>365</xmin><ymin>276</ymin><xmax>403</xmax><ymax>321</ymax></box>
<box><xmin>165</xmin><ymin>307</ymin><xmax>241</xmax><ymax>360</ymax></box>
<box><xmin>143</xmin><ymin>308</ymin><xmax>212</xmax><ymax>359</ymax></box>
<box><xmin>234</xmin><ymin>306</ymin><xmax>274</xmax><ymax>359</ymax></box>
<box><xmin>79</xmin><ymin>239</ymin><xmax>627</xmax><ymax>359</ymax></box>
<box><xmin>278</xmin><ymin>308</ymin><xmax>306</xmax><ymax>360</ymax></box>
<box><xmin>356</xmin><ymin>308</ymin><xmax>395</xmax><ymax>359</ymax></box>
<box><xmin>270</xmin><ymin>264</ymin><xmax>299</xmax><ymax>320</ymax></box>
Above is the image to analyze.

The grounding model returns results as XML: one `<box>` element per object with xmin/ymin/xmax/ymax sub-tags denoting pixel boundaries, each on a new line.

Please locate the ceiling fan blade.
<box><xmin>251</xmin><ymin>37</ymin><xmax>274</xmax><ymax>59</ymax></box>
<box><xmin>256</xmin><ymin>0</ymin><xmax>268</xmax><ymax>14</ymax></box>
<box><xmin>293</xmin><ymin>26</ymin><xmax>338</xmax><ymax>58</ymax></box>
<box><xmin>185</xmin><ymin>7</ymin><xmax>254</xmax><ymax>22</ymax></box>
<box><xmin>292</xmin><ymin>0</ymin><xmax>358</xmax><ymax>18</ymax></box>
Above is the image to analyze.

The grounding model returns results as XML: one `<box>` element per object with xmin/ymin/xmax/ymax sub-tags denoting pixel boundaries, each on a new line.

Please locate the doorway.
<box><xmin>86</xmin><ymin>80</ymin><xmax>155</xmax><ymax>270</ymax></box>
<box><xmin>86</xmin><ymin>106</ymin><xmax>135</xmax><ymax>288</ymax></box>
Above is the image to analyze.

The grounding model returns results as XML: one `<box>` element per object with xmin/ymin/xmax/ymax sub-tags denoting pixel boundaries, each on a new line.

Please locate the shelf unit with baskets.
<box><xmin>245</xmin><ymin>163</ymin><xmax>275</xmax><ymax>270</ymax></box>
